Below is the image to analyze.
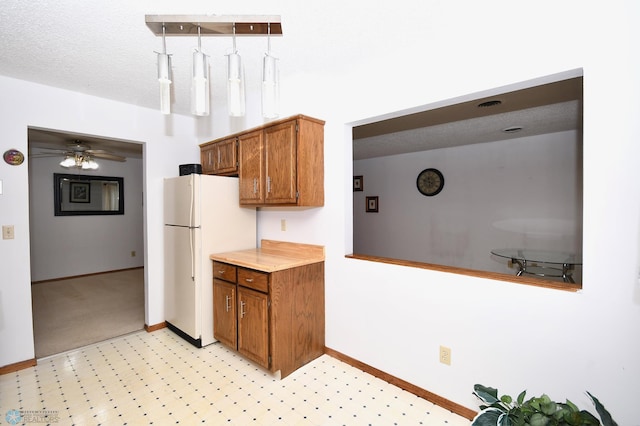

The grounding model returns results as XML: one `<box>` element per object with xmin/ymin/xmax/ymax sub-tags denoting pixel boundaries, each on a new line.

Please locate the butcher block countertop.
<box><xmin>210</xmin><ymin>239</ymin><xmax>325</xmax><ymax>272</ymax></box>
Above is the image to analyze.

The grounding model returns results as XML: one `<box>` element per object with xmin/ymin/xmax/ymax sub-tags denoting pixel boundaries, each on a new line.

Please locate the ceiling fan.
<box><xmin>31</xmin><ymin>140</ymin><xmax>126</xmax><ymax>170</ymax></box>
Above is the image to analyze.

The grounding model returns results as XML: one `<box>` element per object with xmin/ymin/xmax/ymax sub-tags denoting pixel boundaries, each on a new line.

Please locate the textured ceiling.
<box><xmin>1</xmin><ymin>1</ymin><xmax>583</xmax><ymax>161</ymax></box>
<box><xmin>0</xmin><ymin>1</ymin><xmax>281</xmax><ymax>117</ymax></box>
<box><xmin>353</xmin><ymin>76</ymin><xmax>583</xmax><ymax>159</ymax></box>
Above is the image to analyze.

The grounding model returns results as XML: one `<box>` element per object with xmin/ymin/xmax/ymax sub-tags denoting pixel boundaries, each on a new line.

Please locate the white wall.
<box><xmin>353</xmin><ymin>130</ymin><xmax>582</xmax><ymax>278</ymax></box>
<box><xmin>1</xmin><ymin>1</ymin><xmax>639</xmax><ymax>424</ymax></box>
<box><xmin>0</xmin><ymin>75</ymin><xmax>198</xmax><ymax>368</ymax></box>
<box><xmin>256</xmin><ymin>1</ymin><xmax>639</xmax><ymax>424</ymax></box>
<box><xmin>28</xmin><ymin>153</ymin><xmax>144</xmax><ymax>281</ymax></box>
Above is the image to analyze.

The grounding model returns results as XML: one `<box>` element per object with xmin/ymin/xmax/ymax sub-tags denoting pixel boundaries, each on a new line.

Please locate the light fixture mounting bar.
<box><xmin>145</xmin><ymin>15</ymin><xmax>282</xmax><ymax>37</ymax></box>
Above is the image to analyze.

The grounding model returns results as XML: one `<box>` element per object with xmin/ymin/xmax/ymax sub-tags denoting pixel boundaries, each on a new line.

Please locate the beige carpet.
<box><xmin>31</xmin><ymin>268</ymin><xmax>145</xmax><ymax>358</ymax></box>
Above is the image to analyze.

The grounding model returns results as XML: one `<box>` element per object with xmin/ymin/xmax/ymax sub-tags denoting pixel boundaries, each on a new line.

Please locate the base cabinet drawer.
<box><xmin>238</xmin><ymin>267</ymin><xmax>269</xmax><ymax>292</ymax></box>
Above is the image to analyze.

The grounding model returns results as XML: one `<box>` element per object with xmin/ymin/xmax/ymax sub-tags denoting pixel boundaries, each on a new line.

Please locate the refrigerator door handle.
<box><xmin>189</xmin><ymin>174</ymin><xmax>196</xmax><ymax>281</ymax></box>
<box><xmin>190</xmin><ymin>226</ymin><xmax>196</xmax><ymax>281</ymax></box>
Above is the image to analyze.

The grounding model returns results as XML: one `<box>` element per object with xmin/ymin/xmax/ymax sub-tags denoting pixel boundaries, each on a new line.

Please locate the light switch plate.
<box><xmin>3</xmin><ymin>225</ymin><xmax>15</xmax><ymax>240</ymax></box>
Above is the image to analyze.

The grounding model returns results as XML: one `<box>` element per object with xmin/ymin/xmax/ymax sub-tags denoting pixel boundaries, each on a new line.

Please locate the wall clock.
<box><xmin>416</xmin><ymin>168</ymin><xmax>444</xmax><ymax>196</ymax></box>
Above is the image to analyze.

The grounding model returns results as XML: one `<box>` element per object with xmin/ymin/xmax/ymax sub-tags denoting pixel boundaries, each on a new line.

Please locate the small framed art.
<box><xmin>366</xmin><ymin>196</ymin><xmax>378</xmax><ymax>213</ymax></box>
<box><xmin>353</xmin><ymin>175</ymin><xmax>363</xmax><ymax>192</ymax></box>
<box><xmin>70</xmin><ymin>182</ymin><xmax>91</xmax><ymax>203</ymax></box>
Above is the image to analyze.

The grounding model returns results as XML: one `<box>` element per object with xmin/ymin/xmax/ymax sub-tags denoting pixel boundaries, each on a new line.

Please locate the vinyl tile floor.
<box><xmin>0</xmin><ymin>329</ymin><xmax>471</xmax><ymax>425</ymax></box>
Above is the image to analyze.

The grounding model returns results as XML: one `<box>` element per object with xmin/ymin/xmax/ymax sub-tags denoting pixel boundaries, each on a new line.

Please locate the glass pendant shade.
<box><xmin>262</xmin><ymin>53</ymin><xmax>279</xmax><ymax>118</ymax></box>
<box><xmin>157</xmin><ymin>52</ymin><xmax>172</xmax><ymax>115</ymax></box>
<box><xmin>227</xmin><ymin>51</ymin><xmax>245</xmax><ymax>117</ymax></box>
<box><xmin>191</xmin><ymin>50</ymin><xmax>210</xmax><ymax>116</ymax></box>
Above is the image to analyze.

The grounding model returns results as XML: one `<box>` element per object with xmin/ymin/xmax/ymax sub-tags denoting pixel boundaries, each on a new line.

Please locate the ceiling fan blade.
<box><xmin>88</xmin><ymin>151</ymin><xmax>126</xmax><ymax>162</ymax></box>
<box><xmin>31</xmin><ymin>146</ymin><xmax>68</xmax><ymax>153</ymax></box>
<box><xmin>29</xmin><ymin>152</ymin><xmax>66</xmax><ymax>158</ymax></box>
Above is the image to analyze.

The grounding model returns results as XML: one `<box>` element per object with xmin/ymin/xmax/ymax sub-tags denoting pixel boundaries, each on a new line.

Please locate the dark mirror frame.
<box><xmin>54</xmin><ymin>173</ymin><xmax>124</xmax><ymax>216</ymax></box>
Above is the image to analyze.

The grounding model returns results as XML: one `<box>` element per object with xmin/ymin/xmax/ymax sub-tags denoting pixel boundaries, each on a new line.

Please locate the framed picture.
<box><xmin>366</xmin><ymin>196</ymin><xmax>378</xmax><ymax>213</ymax></box>
<box><xmin>69</xmin><ymin>181</ymin><xmax>91</xmax><ymax>203</ymax></box>
<box><xmin>353</xmin><ymin>175</ymin><xmax>363</xmax><ymax>192</ymax></box>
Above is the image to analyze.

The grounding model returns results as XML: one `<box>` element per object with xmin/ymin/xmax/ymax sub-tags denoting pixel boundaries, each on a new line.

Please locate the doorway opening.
<box><xmin>28</xmin><ymin>127</ymin><xmax>145</xmax><ymax>357</ymax></box>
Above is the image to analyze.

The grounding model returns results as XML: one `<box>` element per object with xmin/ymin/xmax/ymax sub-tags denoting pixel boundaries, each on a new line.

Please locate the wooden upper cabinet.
<box><xmin>238</xmin><ymin>130</ymin><xmax>265</xmax><ymax>204</ymax></box>
<box><xmin>264</xmin><ymin>120</ymin><xmax>298</xmax><ymax>204</ymax></box>
<box><xmin>200</xmin><ymin>143</ymin><xmax>216</xmax><ymax>174</ymax></box>
<box><xmin>238</xmin><ymin>115</ymin><xmax>324</xmax><ymax>207</ymax></box>
<box><xmin>200</xmin><ymin>137</ymin><xmax>238</xmax><ymax>176</ymax></box>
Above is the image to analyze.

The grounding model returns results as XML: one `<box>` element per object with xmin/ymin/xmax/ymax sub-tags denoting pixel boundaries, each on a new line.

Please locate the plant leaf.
<box><xmin>517</xmin><ymin>390</ymin><xmax>527</xmax><ymax>405</ymax></box>
<box><xmin>474</xmin><ymin>384</ymin><xmax>500</xmax><ymax>405</ymax></box>
<box><xmin>580</xmin><ymin>410</ymin><xmax>604</xmax><ymax>426</ymax></box>
<box><xmin>471</xmin><ymin>408</ymin><xmax>502</xmax><ymax>426</ymax></box>
<box><xmin>497</xmin><ymin>412</ymin><xmax>512</xmax><ymax>426</ymax></box>
<box><xmin>564</xmin><ymin>399</ymin><xmax>580</xmax><ymax>413</ymax></box>
<box><xmin>540</xmin><ymin>400</ymin><xmax>557</xmax><ymax>416</ymax></box>
<box><xmin>529</xmin><ymin>412</ymin><xmax>550</xmax><ymax>426</ymax></box>
<box><xmin>586</xmin><ymin>392</ymin><xmax>618</xmax><ymax>426</ymax></box>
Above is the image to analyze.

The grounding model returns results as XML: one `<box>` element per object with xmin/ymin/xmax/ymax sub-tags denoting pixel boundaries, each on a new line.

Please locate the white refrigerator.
<box><xmin>164</xmin><ymin>174</ymin><xmax>256</xmax><ymax>347</ymax></box>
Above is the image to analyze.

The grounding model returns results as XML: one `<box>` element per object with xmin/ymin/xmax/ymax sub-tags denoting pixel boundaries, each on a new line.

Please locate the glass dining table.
<box><xmin>490</xmin><ymin>248</ymin><xmax>582</xmax><ymax>283</ymax></box>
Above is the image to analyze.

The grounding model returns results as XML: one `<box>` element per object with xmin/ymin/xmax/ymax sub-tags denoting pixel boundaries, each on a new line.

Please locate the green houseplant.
<box><xmin>471</xmin><ymin>384</ymin><xmax>617</xmax><ymax>426</ymax></box>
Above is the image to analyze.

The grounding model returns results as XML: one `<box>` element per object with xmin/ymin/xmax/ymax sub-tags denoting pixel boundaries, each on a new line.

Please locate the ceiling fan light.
<box><xmin>60</xmin><ymin>156</ymin><xmax>75</xmax><ymax>168</ymax></box>
<box><xmin>82</xmin><ymin>157</ymin><xmax>99</xmax><ymax>170</ymax></box>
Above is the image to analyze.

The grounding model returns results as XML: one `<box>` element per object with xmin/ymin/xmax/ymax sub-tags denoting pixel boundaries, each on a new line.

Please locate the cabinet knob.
<box><xmin>244</xmin><ymin>278</ymin><xmax>254</xmax><ymax>283</ymax></box>
<box><xmin>240</xmin><ymin>301</ymin><xmax>246</xmax><ymax>318</ymax></box>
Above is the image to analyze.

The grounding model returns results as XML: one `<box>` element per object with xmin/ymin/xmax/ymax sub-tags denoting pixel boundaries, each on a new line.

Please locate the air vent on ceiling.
<box><xmin>502</xmin><ymin>126</ymin><xmax>523</xmax><ymax>133</ymax></box>
<box><xmin>477</xmin><ymin>100</ymin><xmax>502</xmax><ymax>108</ymax></box>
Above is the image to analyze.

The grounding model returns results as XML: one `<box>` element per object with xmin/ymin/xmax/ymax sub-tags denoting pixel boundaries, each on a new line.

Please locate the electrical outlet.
<box><xmin>131</xmin><ymin>251</ymin><xmax>136</xmax><ymax>257</ymax></box>
<box><xmin>439</xmin><ymin>345</ymin><xmax>451</xmax><ymax>365</ymax></box>
<box><xmin>281</xmin><ymin>219</ymin><xmax>286</xmax><ymax>231</ymax></box>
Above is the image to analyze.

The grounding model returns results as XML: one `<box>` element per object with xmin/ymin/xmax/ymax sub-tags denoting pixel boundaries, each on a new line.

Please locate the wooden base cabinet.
<box><xmin>212</xmin><ymin>278</ymin><xmax>237</xmax><ymax>349</ymax></box>
<box><xmin>212</xmin><ymin>260</ymin><xmax>325</xmax><ymax>379</ymax></box>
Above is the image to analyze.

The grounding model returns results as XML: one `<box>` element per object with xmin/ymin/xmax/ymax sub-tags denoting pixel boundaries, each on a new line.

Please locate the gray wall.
<box><xmin>29</xmin><ymin>150</ymin><xmax>144</xmax><ymax>281</ymax></box>
<box><xmin>354</xmin><ymin>130</ymin><xmax>583</xmax><ymax>277</ymax></box>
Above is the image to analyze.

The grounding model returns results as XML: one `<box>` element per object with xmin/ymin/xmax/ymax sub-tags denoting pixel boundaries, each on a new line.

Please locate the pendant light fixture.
<box><xmin>262</xmin><ymin>23</ymin><xmax>280</xmax><ymax>118</ymax></box>
<box><xmin>156</xmin><ymin>24</ymin><xmax>172</xmax><ymax>115</ymax></box>
<box><xmin>191</xmin><ymin>25</ymin><xmax>210</xmax><ymax>116</ymax></box>
<box><xmin>145</xmin><ymin>15</ymin><xmax>282</xmax><ymax>116</ymax></box>
<box><xmin>227</xmin><ymin>23</ymin><xmax>246</xmax><ymax>117</ymax></box>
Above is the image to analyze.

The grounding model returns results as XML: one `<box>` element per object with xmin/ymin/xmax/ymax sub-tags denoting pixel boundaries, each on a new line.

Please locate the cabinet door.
<box><xmin>200</xmin><ymin>144</ymin><xmax>216</xmax><ymax>174</ymax></box>
<box><xmin>237</xmin><ymin>286</ymin><xmax>269</xmax><ymax>369</ymax></box>
<box><xmin>264</xmin><ymin>120</ymin><xmax>297</xmax><ymax>204</ymax></box>
<box><xmin>238</xmin><ymin>130</ymin><xmax>264</xmax><ymax>204</ymax></box>
<box><xmin>213</xmin><ymin>279</ymin><xmax>237</xmax><ymax>349</ymax></box>
<box><xmin>214</xmin><ymin>138</ymin><xmax>238</xmax><ymax>175</ymax></box>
